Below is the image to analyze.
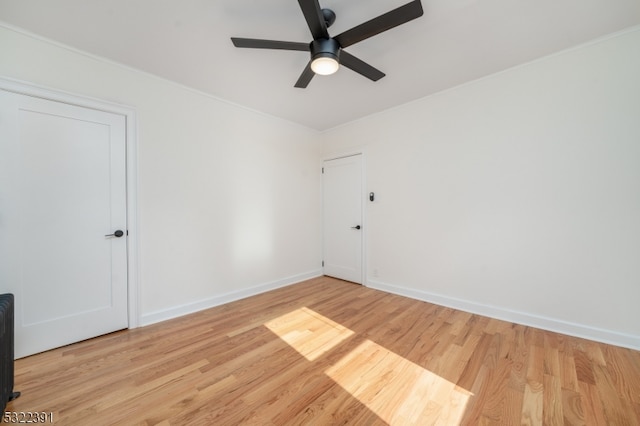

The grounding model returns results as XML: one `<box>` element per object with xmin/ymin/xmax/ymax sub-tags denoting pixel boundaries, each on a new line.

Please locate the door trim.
<box><xmin>322</xmin><ymin>150</ymin><xmax>367</xmax><ymax>286</ymax></box>
<box><xmin>0</xmin><ymin>76</ymin><xmax>140</xmax><ymax>328</ymax></box>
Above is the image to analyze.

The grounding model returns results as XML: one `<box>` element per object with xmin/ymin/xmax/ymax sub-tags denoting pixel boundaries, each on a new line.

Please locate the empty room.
<box><xmin>1</xmin><ymin>0</ymin><xmax>639</xmax><ymax>424</ymax></box>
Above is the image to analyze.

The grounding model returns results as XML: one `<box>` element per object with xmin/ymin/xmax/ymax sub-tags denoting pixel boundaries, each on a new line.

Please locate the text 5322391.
<box><xmin>3</xmin><ymin>412</ymin><xmax>54</xmax><ymax>423</ymax></box>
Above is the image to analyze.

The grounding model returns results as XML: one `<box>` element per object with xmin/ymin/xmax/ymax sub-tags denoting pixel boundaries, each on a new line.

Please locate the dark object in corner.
<box><xmin>1</xmin><ymin>294</ymin><xmax>20</xmax><ymax>412</ymax></box>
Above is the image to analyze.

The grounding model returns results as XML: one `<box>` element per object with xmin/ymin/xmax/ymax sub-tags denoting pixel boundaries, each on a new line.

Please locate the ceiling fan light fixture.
<box><xmin>311</xmin><ymin>54</ymin><xmax>339</xmax><ymax>75</ymax></box>
<box><xmin>310</xmin><ymin>38</ymin><xmax>340</xmax><ymax>76</ymax></box>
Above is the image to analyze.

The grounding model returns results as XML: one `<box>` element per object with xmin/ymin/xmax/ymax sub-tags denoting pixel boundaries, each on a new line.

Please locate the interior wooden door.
<box><xmin>323</xmin><ymin>154</ymin><xmax>363</xmax><ymax>284</ymax></box>
<box><xmin>0</xmin><ymin>89</ymin><xmax>128</xmax><ymax>358</ymax></box>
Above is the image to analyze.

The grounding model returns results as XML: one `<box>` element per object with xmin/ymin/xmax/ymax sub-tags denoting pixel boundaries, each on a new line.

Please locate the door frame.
<box><xmin>322</xmin><ymin>150</ymin><xmax>367</xmax><ymax>286</ymax></box>
<box><xmin>0</xmin><ymin>76</ymin><xmax>140</xmax><ymax>328</ymax></box>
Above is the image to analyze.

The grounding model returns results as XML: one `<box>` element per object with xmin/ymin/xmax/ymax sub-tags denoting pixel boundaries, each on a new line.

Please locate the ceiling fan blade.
<box><xmin>294</xmin><ymin>62</ymin><xmax>315</xmax><ymax>88</ymax></box>
<box><xmin>298</xmin><ymin>0</ymin><xmax>329</xmax><ymax>40</ymax></box>
<box><xmin>334</xmin><ymin>0</ymin><xmax>424</xmax><ymax>48</ymax></box>
<box><xmin>231</xmin><ymin>37</ymin><xmax>309</xmax><ymax>51</ymax></box>
<box><xmin>339</xmin><ymin>51</ymin><xmax>385</xmax><ymax>82</ymax></box>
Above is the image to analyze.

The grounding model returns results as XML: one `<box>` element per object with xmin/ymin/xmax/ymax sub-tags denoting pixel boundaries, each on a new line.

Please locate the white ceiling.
<box><xmin>1</xmin><ymin>0</ymin><xmax>639</xmax><ymax>130</ymax></box>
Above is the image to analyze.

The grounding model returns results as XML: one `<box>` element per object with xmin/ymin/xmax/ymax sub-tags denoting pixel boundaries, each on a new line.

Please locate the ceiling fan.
<box><xmin>231</xmin><ymin>0</ymin><xmax>424</xmax><ymax>88</ymax></box>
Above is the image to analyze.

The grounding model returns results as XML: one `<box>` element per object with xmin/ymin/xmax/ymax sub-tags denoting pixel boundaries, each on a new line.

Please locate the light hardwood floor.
<box><xmin>7</xmin><ymin>276</ymin><xmax>640</xmax><ymax>425</ymax></box>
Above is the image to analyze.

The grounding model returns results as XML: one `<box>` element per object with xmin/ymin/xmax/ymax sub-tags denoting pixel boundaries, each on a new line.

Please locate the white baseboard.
<box><xmin>367</xmin><ymin>279</ymin><xmax>640</xmax><ymax>351</ymax></box>
<box><xmin>140</xmin><ymin>269</ymin><xmax>323</xmax><ymax>326</ymax></box>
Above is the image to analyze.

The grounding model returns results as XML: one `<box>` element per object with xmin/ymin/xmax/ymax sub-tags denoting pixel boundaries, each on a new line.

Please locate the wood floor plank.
<box><xmin>561</xmin><ymin>388</ymin><xmax>585</xmax><ymax>425</ymax></box>
<box><xmin>579</xmin><ymin>380</ymin><xmax>609</xmax><ymax>425</ymax></box>
<box><xmin>7</xmin><ymin>276</ymin><xmax>640</xmax><ymax>425</ymax></box>
<box><xmin>521</xmin><ymin>381</ymin><xmax>544</xmax><ymax>426</ymax></box>
<box><xmin>602</xmin><ymin>344</ymin><xmax>640</xmax><ymax>405</ymax></box>
<box><xmin>543</xmin><ymin>374</ymin><xmax>564</xmax><ymax>425</ymax></box>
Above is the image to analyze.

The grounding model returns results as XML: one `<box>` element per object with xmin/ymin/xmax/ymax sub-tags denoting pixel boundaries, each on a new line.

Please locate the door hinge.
<box><xmin>322</xmin><ymin>260</ymin><xmax>324</xmax><ymax>267</ymax></box>
<box><xmin>322</xmin><ymin>167</ymin><xmax>324</xmax><ymax>174</ymax></box>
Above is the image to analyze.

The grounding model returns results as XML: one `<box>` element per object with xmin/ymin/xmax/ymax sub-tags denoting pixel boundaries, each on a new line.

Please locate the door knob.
<box><xmin>351</xmin><ymin>225</ymin><xmax>361</xmax><ymax>230</ymax></box>
<box><xmin>105</xmin><ymin>230</ymin><xmax>124</xmax><ymax>238</ymax></box>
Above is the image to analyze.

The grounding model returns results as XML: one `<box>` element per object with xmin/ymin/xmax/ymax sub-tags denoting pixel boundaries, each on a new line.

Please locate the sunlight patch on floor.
<box><xmin>266</xmin><ymin>307</ymin><xmax>472</xmax><ymax>424</ymax></box>
<box><xmin>325</xmin><ymin>339</ymin><xmax>472</xmax><ymax>424</ymax></box>
<box><xmin>264</xmin><ymin>307</ymin><xmax>354</xmax><ymax>361</ymax></box>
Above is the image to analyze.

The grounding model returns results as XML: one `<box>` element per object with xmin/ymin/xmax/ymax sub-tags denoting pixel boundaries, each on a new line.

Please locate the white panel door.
<box><xmin>323</xmin><ymin>155</ymin><xmax>363</xmax><ymax>284</ymax></box>
<box><xmin>0</xmin><ymin>90</ymin><xmax>128</xmax><ymax>358</ymax></box>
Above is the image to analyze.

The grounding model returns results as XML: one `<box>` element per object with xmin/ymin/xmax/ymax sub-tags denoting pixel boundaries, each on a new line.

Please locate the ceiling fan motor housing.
<box><xmin>310</xmin><ymin>38</ymin><xmax>340</xmax><ymax>62</ymax></box>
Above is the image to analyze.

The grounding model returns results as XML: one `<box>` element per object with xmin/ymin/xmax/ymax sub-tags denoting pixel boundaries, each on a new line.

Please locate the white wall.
<box><xmin>322</xmin><ymin>28</ymin><xmax>640</xmax><ymax>349</ymax></box>
<box><xmin>0</xmin><ymin>25</ymin><xmax>323</xmax><ymax>324</ymax></box>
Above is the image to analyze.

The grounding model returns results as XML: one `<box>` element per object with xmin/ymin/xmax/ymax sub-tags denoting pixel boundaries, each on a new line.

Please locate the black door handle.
<box><xmin>105</xmin><ymin>230</ymin><xmax>124</xmax><ymax>238</ymax></box>
<box><xmin>351</xmin><ymin>225</ymin><xmax>361</xmax><ymax>230</ymax></box>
